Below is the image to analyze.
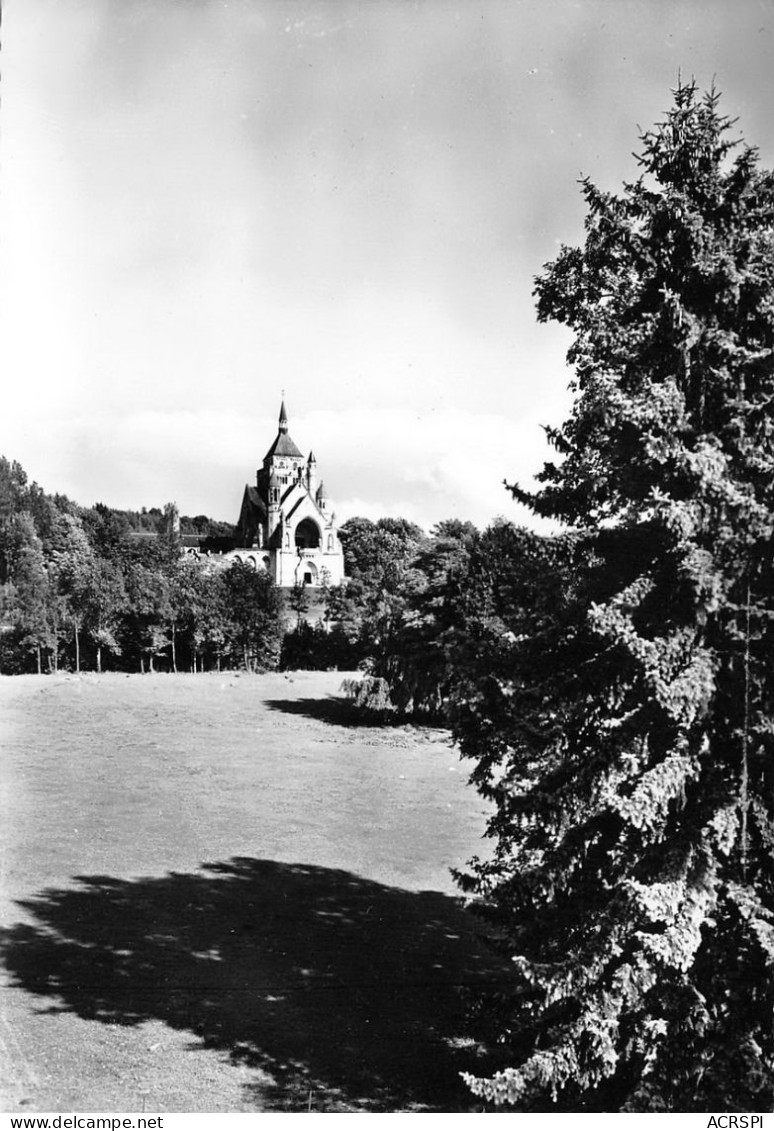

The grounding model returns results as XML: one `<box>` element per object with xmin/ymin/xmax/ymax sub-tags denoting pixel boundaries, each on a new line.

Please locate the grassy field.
<box><xmin>0</xmin><ymin>671</ymin><xmax>509</xmax><ymax>1113</ymax></box>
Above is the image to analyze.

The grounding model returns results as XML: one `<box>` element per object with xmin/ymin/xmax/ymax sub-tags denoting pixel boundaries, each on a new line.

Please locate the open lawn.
<box><xmin>0</xmin><ymin>671</ymin><xmax>509</xmax><ymax>1113</ymax></box>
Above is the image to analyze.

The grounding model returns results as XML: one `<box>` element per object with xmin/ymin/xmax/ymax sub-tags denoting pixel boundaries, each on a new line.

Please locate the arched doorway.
<box><xmin>298</xmin><ymin>560</ymin><xmax>319</xmax><ymax>586</ymax></box>
<box><xmin>294</xmin><ymin>518</ymin><xmax>321</xmax><ymax>549</ymax></box>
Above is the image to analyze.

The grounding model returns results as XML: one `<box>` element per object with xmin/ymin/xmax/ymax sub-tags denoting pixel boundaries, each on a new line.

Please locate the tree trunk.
<box><xmin>36</xmin><ymin>645</ymin><xmax>42</xmax><ymax>675</ymax></box>
<box><xmin>140</xmin><ymin>656</ymin><xmax>145</xmax><ymax>674</ymax></box>
<box><xmin>74</xmin><ymin>621</ymin><xmax>80</xmax><ymax>674</ymax></box>
<box><xmin>96</xmin><ymin>645</ymin><xmax>102</xmax><ymax>674</ymax></box>
<box><xmin>171</xmin><ymin>624</ymin><xmax>177</xmax><ymax>674</ymax></box>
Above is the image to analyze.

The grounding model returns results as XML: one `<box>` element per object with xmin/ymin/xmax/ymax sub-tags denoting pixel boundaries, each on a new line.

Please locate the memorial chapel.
<box><xmin>232</xmin><ymin>400</ymin><xmax>346</xmax><ymax>588</ymax></box>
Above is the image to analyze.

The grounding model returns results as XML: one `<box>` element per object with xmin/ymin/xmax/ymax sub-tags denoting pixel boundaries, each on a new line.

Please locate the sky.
<box><xmin>3</xmin><ymin>0</ymin><xmax>774</xmax><ymax>533</ymax></box>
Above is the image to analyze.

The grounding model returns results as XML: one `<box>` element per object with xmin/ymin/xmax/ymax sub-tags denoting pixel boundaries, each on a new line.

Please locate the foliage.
<box><xmin>52</xmin><ymin>513</ymin><xmax>99</xmax><ymax>674</ymax></box>
<box><xmin>169</xmin><ymin>556</ymin><xmax>227</xmax><ymax>673</ymax></box>
<box><xmin>287</xmin><ymin>580</ymin><xmax>311</xmax><ymax>627</ymax></box>
<box><xmin>456</xmin><ymin>82</ymin><xmax>774</xmax><ymax>1112</ymax></box>
<box><xmin>270</xmin><ymin>517</ymin><xmax>430</xmax><ymax>675</ymax></box>
<box><xmin>83</xmin><ymin>559</ymin><xmax>126</xmax><ymax>673</ymax></box>
<box><xmin>338</xmin><ymin>516</ymin><xmax>424</xmax><ymax>581</ymax></box>
<box><xmin>321</xmin><ymin>580</ymin><xmax>369</xmax><ymax>665</ymax></box>
<box><xmin>158</xmin><ymin>502</ymin><xmax>182</xmax><ymax>566</ymax></box>
<box><xmin>221</xmin><ymin>560</ymin><xmax>283</xmax><ymax>673</ymax></box>
<box><xmin>340</xmin><ymin>675</ymin><xmax>396</xmax><ymax>719</ymax></box>
<box><xmin>179</xmin><ymin>513</ymin><xmax>235</xmax><ymax>538</ymax></box>
<box><xmin>278</xmin><ymin>518</ymin><xmax>480</xmax><ymax>682</ymax></box>
<box><xmin>122</xmin><ymin>560</ymin><xmax>173</xmax><ymax>673</ymax></box>
<box><xmin>0</xmin><ymin>468</ymin><xmax>280</xmax><ymax>675</ymax></box>
<box><xmin>81</xmin><ymin>503</ymin><xmax>133</xmax><ymax>562</ymax></box>
<box><xmin>280</xmin><ymin>620</ymin><xmax>362</xmax><ymax>672</ymax></box>
<box><xmin>0</xmin><ymin>458</ymin><xmax>31</xmax><ymax>583</ymax></box>
<box><xmin>364</xmin><ymin>519</ymin><xmax>478</xmax><ymax>717</ymax></box>
<box><xmin>1</xmin><ymin>512</ymin><xmax>57</xmax><ymax>672</ymax></box>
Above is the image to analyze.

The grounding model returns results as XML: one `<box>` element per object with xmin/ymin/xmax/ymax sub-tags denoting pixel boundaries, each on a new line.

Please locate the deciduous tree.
<box><xmin>222</xmin><ymin>560</ymin><xmax>283</xmax><ymax>672</ymax></box>
<box><xmin>2</xmin><ymin>512</ymin><xmax>56</xmax><ymax>673</ymax></box>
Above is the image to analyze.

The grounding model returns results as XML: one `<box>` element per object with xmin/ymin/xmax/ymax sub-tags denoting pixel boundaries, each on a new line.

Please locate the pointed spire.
<box><xmin>264</xmin><ymin>396</ymin><xmax>303</xmax><ymax>461</ymax></box>
<box><xmin>308</xmin><ymin>450</ymin><xmax>316</xmax><ymax>464</ymax></box>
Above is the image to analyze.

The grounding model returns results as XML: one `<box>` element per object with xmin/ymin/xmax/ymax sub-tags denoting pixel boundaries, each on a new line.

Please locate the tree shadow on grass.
<box><xmin>265</xmin><ymin>694</ymin><xmax>382</xmax><ymax>727</ymax></box>
<box><xmin>264</xmin><ymin>696</ymin><xmax>442</xmax><ymax>732</ymax></box>
<box><xmin>0</xmin><ymin>858</ymin><xmax>512</xmax><ymax>1111</ymax></box>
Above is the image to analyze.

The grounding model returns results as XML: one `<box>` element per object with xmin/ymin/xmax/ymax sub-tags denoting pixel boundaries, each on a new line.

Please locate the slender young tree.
<box><xmin>122</xmin><ymin>560</ymin><xmax>172</xmax><ymax>673</ymax></box>
<box><xmin>54</xmin><ymin>513</ymin><xmax>96</xmax><ymax>673</ymax></box>
<box><xmin>457</xmin><ymin>83</ymin><xmax>774</xmax><ymax>1111</ymax></box>
<box><xmin>288</xmin><ymin>579</ymin><xmax>311</xmax><ymax>628</ymax></box>
<box><xmin>84</xmin><ymin>560</ymin><xmax>126</xmax><ymax>673</ymax></box>
<box><xmin>3</xmin><ymin>512</ymin><xmax>55</xmax><ymax>673</ymax></box>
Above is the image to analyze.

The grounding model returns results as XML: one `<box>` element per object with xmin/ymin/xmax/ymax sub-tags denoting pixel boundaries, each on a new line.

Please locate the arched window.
<box><xmin>294</xmin><ymin>518</ymin><xmax>321</xmax><ymax>550</ymax></box>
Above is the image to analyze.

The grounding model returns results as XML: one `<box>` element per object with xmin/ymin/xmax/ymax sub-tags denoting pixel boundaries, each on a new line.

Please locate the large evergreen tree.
<box><xmin>457</xmin><ymin>83</ymin><xmax>774</xmax><ymax>1111</ymax></box>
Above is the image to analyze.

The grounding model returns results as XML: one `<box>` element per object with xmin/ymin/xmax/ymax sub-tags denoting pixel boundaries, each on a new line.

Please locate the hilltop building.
<box><xmin>231</xmin><ymin>400</ymin><xmax>346</xmax><ymax>587</ymax></box>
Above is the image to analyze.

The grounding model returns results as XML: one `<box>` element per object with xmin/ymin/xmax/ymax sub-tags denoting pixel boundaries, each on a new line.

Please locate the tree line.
<box><xmin>0</xmin><ymin>478</ymin><xmax>283</xmax><ymax>675</ymax></box>
<box><xmin>0</xmin><ymin>463</ymin><xmax>488</xmax><ymax>680</ymax></box>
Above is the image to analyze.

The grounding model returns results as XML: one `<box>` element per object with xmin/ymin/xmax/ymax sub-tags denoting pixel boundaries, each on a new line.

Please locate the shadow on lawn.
<box><xmin>265</xmin><ymin>694</ymin><xmax>383</xmax><ymax>727</ymax></box>
<box><xmin>0</xmin><ymin>857</ymin><xmax>511</xmax><ymax>1112</ymax></box>
<box><xmin>265</xmin><ymin>696</ymin><xmax>441</xmax><ymax>731</ymax></box>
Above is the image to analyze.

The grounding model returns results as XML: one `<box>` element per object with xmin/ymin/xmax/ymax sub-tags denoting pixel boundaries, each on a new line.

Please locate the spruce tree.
<box><xmin>456</xmin><ymin>82</ymin><xmax>774</xmax><ymax>1111</ymax></box>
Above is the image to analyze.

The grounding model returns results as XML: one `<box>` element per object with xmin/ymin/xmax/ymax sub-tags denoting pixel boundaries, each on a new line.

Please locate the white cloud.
<box><xmin>294</xmin><ymin>406</ymin><xmax>561</xmax><ymax>532</ymax></box>
<box><xmin>7</xmin><ymin>0</ymin><xmax>769</xmax><ymax>541</ymax></box>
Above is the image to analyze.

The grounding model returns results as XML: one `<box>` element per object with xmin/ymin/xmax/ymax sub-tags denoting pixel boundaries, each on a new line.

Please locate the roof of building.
<box><xmin>263</xmin><ymin>397</ymin><xmax>304</xmax><ymax>460</ymax></box>
<box><xmin>284</xmin><ymin>494</ymin><xmax>311</xmax><ymax>524</ymax></box>
<box><xmin>244</xmin><ymin>485</ymin><xmax>268</xmax><ymax>518</ymax></box>
<box><xmin>264</xmin><ymin>431</ymin><xmax>304</xmax><ymax>460</ymax></box>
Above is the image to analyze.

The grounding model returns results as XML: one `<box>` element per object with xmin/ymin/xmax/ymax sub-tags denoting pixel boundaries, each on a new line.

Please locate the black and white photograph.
<box><xmin>1</xmin><ymin>0</ymin><xmax>773</xmax><ymax>1117</ymax></box>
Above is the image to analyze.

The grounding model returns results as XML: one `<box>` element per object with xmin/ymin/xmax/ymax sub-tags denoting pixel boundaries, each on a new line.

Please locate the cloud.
<box><xmin>293</xmin><ymin>405</ymin><xmax>561</xmax><ymax>532</ymax></box>
<box><xmin>5</xmin><ymin>0</ymin><xmax>773</xmax><ymax>542</ymax></box>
